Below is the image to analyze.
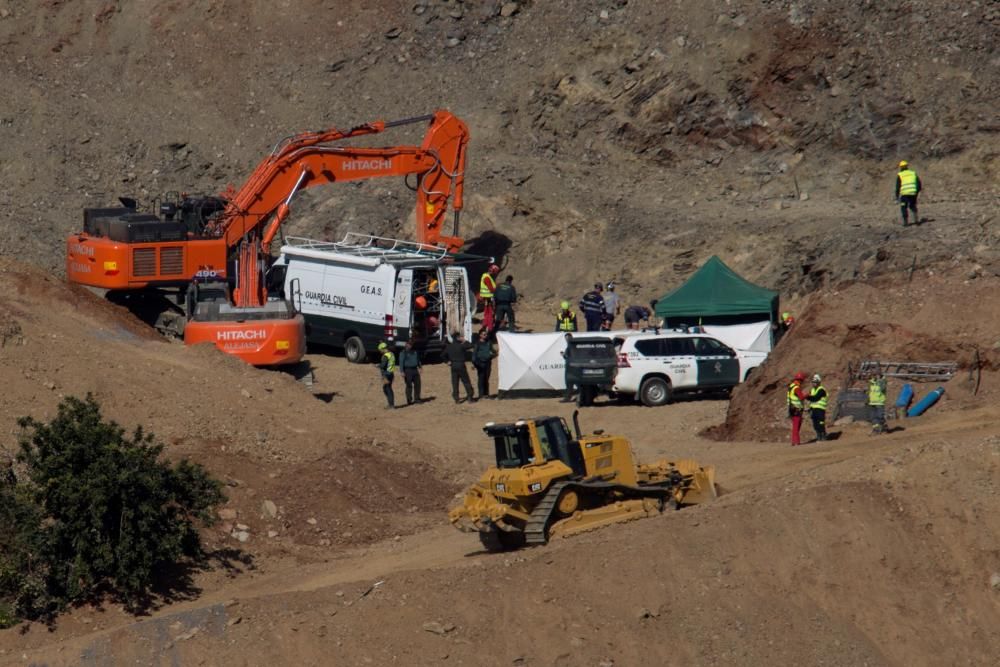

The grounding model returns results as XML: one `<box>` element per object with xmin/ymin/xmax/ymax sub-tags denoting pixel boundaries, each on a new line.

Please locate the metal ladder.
<box><xmin>855</xmin><ymin>360</ymin><xmax>957</xmax><ymax>382</ymax></box>
<box><xmin>442</xmin><ymin>267</ymin><xmax>468</xmax><ymax>335</ymax></box>
<box><xmin>284</xmin><ymin>233</ymin><xmax>452</xmax><ymax>261</ymax></box>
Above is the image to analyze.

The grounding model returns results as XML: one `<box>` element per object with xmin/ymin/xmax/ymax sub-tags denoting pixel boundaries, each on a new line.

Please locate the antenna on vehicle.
<box><xmin>571</xmin><ymin>410</ymin><xmax>582</xmax><ymax>439</ymax></box>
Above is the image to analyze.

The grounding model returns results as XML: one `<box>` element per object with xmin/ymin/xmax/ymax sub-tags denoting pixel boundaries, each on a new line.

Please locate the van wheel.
<box><xmin>640</xmin><ymin>377</ymin><xmax>672</xmax><ymax>407</ymax></box>
<box><xmin>344</xmin><ymin>336</ymin><xmax>366</xmax><ymax>364</ymax></box>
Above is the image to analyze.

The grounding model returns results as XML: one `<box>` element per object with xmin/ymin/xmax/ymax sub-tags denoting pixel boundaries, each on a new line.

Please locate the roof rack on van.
<box><xmin>283</xmin><ymin>233</ymin><xmax>490</xmax><ymax>265</ymax></box>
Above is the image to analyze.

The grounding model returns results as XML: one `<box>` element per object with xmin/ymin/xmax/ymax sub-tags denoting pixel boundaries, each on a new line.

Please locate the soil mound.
<box><xmin>713</xmin><ymin>268</ymin><xmax>998</xmax><ymax>441</ymax></box>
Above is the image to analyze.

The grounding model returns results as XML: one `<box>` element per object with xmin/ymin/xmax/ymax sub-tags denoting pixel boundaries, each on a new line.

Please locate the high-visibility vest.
<box><xmin>868</xmin><ymin>378</ymin><xmax>886</xmax><ymax>406</ymax></box>
<box><xmin>480</xmin><ymin>273</ymin><xmax>496</xmax><ymax>299</ymax></box>
<box><xmin>382</xmin><ymin>351</ymin><xmax>396</xmax><ymax>374</ymax></box>
<box><xmin>898</xmin><ymin>169</ymin><xmax>918</xmax><ymax>196</ymax></box>
<box><xmin>557</xmin><ymin>311</ymin><xmax>577</xmax><ymax>332</ymax></box>
<box><xmin>787</xmin><ymin>381</ymin><xmax>803</xmax><ymax>409</ymax></box>
<box><xmin>808</xmin><ymin>386</ymin><xmax>828</xmax><ymax>411</ymax></box>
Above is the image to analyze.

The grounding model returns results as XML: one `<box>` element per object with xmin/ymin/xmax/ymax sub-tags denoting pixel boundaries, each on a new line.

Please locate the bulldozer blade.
<box><xmin>672</xmin><ymin>460</ymin><xmax>718</xmax><ymax>505</ymax></box>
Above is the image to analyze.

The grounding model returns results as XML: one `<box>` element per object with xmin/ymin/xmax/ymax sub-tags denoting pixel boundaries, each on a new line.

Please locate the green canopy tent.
<box><xmin>654</xmin><ymin>256</ymin><xmax>779</xmax><ymax>328</ymax></box>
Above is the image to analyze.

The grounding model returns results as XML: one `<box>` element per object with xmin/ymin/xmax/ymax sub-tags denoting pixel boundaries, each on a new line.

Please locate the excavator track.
<box><xmin>523</xmin><ymin>479</ymin><xmax>678</xmax><ymax>547</ymax></box>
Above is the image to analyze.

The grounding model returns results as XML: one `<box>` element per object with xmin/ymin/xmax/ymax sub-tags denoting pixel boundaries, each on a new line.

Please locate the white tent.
<box><xmin>701</xmin><ymin>321</ymin><xmax>772</xmax><ymax>353</ymax></box>
<box><xmin>497</xmin><ymin>332</ymin><xmax>569</xmax><ymax>391</ymax></box>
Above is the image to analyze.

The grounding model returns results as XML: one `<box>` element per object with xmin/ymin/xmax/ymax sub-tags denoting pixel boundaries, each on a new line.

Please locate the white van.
<box><xmin>270</xmin><ymin>234</ymin><xmax>475</xmax><ymax>362</ymax></box>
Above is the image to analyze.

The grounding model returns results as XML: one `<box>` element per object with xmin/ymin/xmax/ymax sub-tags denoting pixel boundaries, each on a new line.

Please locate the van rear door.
<box><xmin>393</xmin><ymin>268</ymin><xmax>413</xmax><ymax>343</ymax></box>
<box><xmin>442</xmin><ymin>266</ymin><xmax>472</xmax><ymax>340</ymax></box>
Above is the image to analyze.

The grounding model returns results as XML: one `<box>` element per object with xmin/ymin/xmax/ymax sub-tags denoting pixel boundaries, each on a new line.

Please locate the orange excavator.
<box><xmin>66</xmin><ymin>110</ymin><xmax>470</xmax><ymax>366</ymax></box>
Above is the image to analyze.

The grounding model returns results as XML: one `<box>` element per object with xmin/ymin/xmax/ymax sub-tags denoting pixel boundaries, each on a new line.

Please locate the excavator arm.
<box><xmin>214</xmin><ymin>110</ymin><xmax>468</xmax><ymax>254</ymax></box>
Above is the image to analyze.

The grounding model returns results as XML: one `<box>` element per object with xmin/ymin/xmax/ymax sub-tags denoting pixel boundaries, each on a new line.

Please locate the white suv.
<box><xmin>611</xmin><ymin>331</ymin><xmax>767</xmax><ymax>406</ymax></box>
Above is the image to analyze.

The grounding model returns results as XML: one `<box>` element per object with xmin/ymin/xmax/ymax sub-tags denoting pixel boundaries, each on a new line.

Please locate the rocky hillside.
<box><xmin>0</xmin><ymin>0</ymin><xmax>997</xmax><ymax>303</ymax></box>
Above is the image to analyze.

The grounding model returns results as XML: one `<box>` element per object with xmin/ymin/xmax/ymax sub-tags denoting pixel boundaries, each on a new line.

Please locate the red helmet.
<box><xmin>488</xmin><ymin>264</ymin><xmax>500</xmax><ymax>275</ymax></box>
<box><xmin>793</xmin><ymin>372</ymin><xmax>807</xmax><ymax>381</ymax></box>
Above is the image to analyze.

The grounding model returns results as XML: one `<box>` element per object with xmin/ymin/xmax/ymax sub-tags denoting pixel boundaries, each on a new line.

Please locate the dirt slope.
<box><xmin>717</xmin><ymin>264</ymin><xmax>1000</xmax><ymax>441</ymax></box>
<box><xmin>4</xmin><ymin>259</ymin><xmax>1000</xmax><ymax>665</ymax></box>
<box><xmin>6</xmin><ymin>422</ymin><xmax>1000</xmax><ymax>666</ymax></box>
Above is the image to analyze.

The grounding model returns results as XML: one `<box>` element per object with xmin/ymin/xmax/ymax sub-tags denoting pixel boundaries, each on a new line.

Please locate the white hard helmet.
<box><xmin>811</xmin><ymin>374</ymin><xmax>822</xmax><ymax>383</ymax></box>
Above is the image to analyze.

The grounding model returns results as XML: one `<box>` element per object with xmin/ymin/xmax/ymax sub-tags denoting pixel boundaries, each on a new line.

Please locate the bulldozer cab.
<box><xmin>485</xmin><ymin>418</ymin><xmax>586</xmax><ymax>477</ymax></box>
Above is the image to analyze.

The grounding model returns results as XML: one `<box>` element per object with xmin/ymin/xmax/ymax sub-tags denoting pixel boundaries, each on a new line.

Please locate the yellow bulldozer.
<box><xmin>449</xmin><ymin>412</ymin><xmax>717</xmax><ymax>551</ymax></box>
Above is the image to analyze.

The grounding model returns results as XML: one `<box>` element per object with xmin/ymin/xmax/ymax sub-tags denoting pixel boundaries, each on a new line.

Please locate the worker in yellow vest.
<box><xmin>378</xmin><ymin>342</ymin><xmax>396</xmax><ymax>409</ymax></box>
<box><xmin>555</xmin><ymin>301</ymin><xmax>578</xmax><ymax>332</ymax></box>
<box><xmin>895</xmin><ymin>160</ymin><xmax>922</xmax><ymax>227</ymax></box>
<box><xmin>479</xmin><ymin>264</ymin><xmax>500</xmax><ymax>330</ymax></box>
<box><xmin>868</xmin><ymin>374</ymin><xmax>887</xmax><ymax>435</ymax></box>
<box><xmin>787</xmin><ymin>372</ymin><xmax>808</xmax><ymax>446</ymax></box>
<box><xmin>807</xmin><ymin>374</ymin><xmax>828</xmax><ymax>442</ymax></box>
<box><xmin>479</xmin><ymin>264</ymin><xmax>499</xmax><ymax>302</ymax></box>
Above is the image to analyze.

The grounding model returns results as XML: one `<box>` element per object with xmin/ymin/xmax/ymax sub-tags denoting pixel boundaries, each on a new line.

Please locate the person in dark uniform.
<box><xmin>397</xmin><ymin>340</ymin><xmax>422</xmax><ymax>405</ymax></box>
<box><xmin>560</xmin><ymin>332</ymin><xmax>575</xmax><ymax>402</ymax></box>
<box><xmin>442</xmin><ymin>331</ymin><xmax>475</xmax><ymax>403</ymax></box>
<box><xmin>471</xmin><ymin>329</ymin><xmax>496</xmax><ymax>399</ymax></box>
<box><xmin>579</xmin><ymin>283</ymin><xmax>605</xmax><ymax>332</ymax></box>
<box><xmin>493</xmin><ymin>275</ymin><xmax>518</xmax><ymax>331</ymax></box>
<box><xmin>378</xmin><ymin>342</ymin><xmax>396</xmax><ymax>409</ymax></box>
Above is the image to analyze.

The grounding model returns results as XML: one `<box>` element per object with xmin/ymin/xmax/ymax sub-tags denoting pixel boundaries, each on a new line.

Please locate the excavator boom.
<box><xmin>219</xmin><ymin>111</ymin><xmax>468</xmax><ymax>254</ymax></box>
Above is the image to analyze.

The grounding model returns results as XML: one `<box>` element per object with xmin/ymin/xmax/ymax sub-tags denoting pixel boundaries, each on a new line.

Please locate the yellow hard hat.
<box><xmin>560</xmin><ymin>300</ymin><xmax>571</xmax><ymax>310</ymax></box>
<box><xmin>377</xmin><ymin>342</ymin><xmax>387</xmax><ymax>351</ymax></box>
<box><xmin>898</xmin><ymin>160</ymin><xmax>908</xmax><ymax>168</ymax></box>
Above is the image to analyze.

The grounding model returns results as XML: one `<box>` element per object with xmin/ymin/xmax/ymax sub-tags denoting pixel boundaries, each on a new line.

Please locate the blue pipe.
<box><xmin>895</xmin><ymin>383</ymin><xmax>914</xmax><ymax>410</ymax></box>
<box><xmin>907</xmin><ymin>387</ymin><xmax>944</xmax><ymax>417</ymax></box>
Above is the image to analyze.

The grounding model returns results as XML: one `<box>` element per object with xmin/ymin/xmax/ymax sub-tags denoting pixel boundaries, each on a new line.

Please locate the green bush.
<box><xmin>0</xmin><ymin>395</ymin><xmax>224</xmax><ymax>626</ymax></box>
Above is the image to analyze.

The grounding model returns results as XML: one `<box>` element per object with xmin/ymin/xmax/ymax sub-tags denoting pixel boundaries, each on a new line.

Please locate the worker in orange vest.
<box><xmin>787</xmin><ymin>372</ymin><xmax>808</xmax><ymax>446</ymax></box>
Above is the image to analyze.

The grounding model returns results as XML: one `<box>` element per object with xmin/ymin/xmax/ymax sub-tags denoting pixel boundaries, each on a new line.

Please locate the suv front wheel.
<box><xmin>640</xmin><ymin>376</ymin><xmax>672</xmax><ymax>407</ymax></box>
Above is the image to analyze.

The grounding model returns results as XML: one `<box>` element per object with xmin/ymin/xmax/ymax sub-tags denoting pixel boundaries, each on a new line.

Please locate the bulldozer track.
<box><xmin>524</xmin><ymin>480</ymin><xmax>571</xmax><ymax>545</ymax></box>
<box><xmin>523</xmin><ymin>479</ymin><xmax>678</xmax><ymax>546</ymax></box>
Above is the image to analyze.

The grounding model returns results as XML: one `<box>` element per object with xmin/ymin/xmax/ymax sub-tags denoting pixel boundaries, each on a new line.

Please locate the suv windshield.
<box><xmin>566</xmin><ymin>341</ymin><xmax>616</xmax><ymax>359</ymax></box>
